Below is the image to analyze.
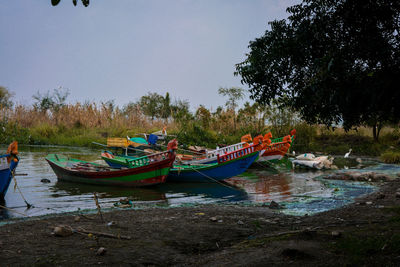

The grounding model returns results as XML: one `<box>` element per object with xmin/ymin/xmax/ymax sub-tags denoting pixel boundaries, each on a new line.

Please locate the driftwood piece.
<box><xmin>258</xmin><ymin>220</ymin><xmax>385</xmax><ymax>240</ymax></box>
<box><xmin>76</xmin><ymin>213</ymin><xmax>95</xmax><ymax>220</ymax></box>
<box><xmin>51</xmin><ymin>225</ymin><xmax>132</xmax><ymax>240</ymax></box>
<box><xmin>76</xmin><ymin>227</ymin><xmax>132</xmax><ymax>240</ymax></box>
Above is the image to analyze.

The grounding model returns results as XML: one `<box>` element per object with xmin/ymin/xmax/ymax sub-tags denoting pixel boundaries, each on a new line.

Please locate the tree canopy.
<box><xmin>136</xmin><ymin>92</ymin><xmax>188</xmax><ymax>123</ymax></box>
<box><xmin>138</xmin><ymin>93</ymin><xmax>164</xmax><ymax>121</ymax></box>
<box><xmin>33</xmin><ymin>87</ymin><xmax>70</xmax><ymax>113</ymax></box>
<box><xmin>235</xmin><ymin>0</ymin><xmax>400</xmax><ymax>140</ymax></box>
<box><xmin>51</xmin><ymin>0</ymin><xmax>89</xmax><ymax>7</ymax></box>
<box><xmin>0</xmin><ymin>86</ymin><xmax>14</xmax><ymax>109</ymax></box>
<box><xmin>218</xmin><ymin>87</ymin><xmax>245</xmax><ymax>131</ymax></box>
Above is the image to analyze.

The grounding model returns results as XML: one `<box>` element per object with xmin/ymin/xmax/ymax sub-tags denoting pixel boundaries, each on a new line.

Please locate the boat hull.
<box><xmin>0</xmin><ymin>156</ymin><xmax>18</xmax><ymax>199</ymax></box>
<box><xmin>46</xmin><ymin>154</ymin><xmax>174</xmax><ymax>187</ymax></box>
<box><xmin>258</xmin><ymin>151</ymin><xmax>284</xmax><ymax>162</ymax></box>
<box><xmin>257</xmin><ymin>134</ymin><xmax>295</xmax><ymax>163</ymax></box>
<box><xmin>168</xmin><ymin>151</ymin><xmax>259</xmax><ymax>182</ymax></box>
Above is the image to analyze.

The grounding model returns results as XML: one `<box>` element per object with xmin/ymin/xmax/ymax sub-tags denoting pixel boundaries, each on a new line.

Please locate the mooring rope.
<box><xmin>254</xmin><ymin>160</ymin><xmax>276</xmax><ymax>169</ymax></box>
<box><xmin>11</xmin><ymin>169</ymin><xmax>33</xmax><ymax>209</ymax></box>
<box><xmin>186</xmin><ymin>167</ymin><xmax>239</xmax><ymax>190</ymax></box>
<box><xmin>0</xmin><ymin>204</ymin><xmax>29</xmax><ymax>217</ymax></box>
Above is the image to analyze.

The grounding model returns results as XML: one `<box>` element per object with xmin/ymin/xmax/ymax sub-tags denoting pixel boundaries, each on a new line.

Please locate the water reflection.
<box><xmin>53</xmin><ymin>181</ymin><xmax>165</xmax><ymax>200</ymax></box>
<box><xmin>227</xmin><ymin>169</ymin><xmax>331</xmax><ymax>202</ymax></box>
<box><xmin>159</xmin><ymin>182</ymin><xmax>248</xmax><ymax>205</ymax></box>
<box><xmin>0</xmin><ymin>145</ymin><xmax>394</xmax><ymax>220</ymax></box>
<box><xmin>228</xmin><ymin>173</ymin><xmax>292</xmax><ymax>202</ymax></box>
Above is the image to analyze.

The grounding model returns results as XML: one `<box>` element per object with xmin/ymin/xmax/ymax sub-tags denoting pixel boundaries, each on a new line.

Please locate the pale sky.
<box><xmin>0</xmin><ymin>0</ymin><xmax>299</xmax><ymax>110</ymax></box>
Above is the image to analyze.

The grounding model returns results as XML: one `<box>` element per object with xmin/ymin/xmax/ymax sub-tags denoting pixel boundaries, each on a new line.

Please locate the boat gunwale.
<box><xmin>170</xmin><ymin>151</ymin><xmax>259</xmax><ymax>173</ymax></box>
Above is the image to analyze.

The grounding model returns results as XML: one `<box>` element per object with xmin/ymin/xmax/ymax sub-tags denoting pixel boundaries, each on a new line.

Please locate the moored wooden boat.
<box><xmin>176</xmin><ymin>142</ymin><xmax>247</xmax><ymax>164</ymax></box>
<box><xmin>102</xmin><ymin>144</ymin><xmax>260</xmax><ymax>182</ymax></box>
<box><xmin>257</xmin><ymin>129</ymin><xmax>296</xmax><ymax>163</ymax></box>
<box><xmin>0</xmin><ymin>141</ymin><xmax>19</xmax><ymax>199</ymax></box>
<box><xmin>168</xmin><ymin>145</ymin><xmax>260</xmax><ymax>182</ymax></box>
<box><xmin>173</xmin><ymin>130</ymin><xmax>296</xmax><ymax>165</ymax></box>
<box><xmin>46</xmin><ymin>151</ymin><xmax>175</xmax><ymax>187</ymax></box>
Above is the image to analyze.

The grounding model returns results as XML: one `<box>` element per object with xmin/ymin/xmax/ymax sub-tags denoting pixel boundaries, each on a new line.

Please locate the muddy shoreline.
<box><xmin>0</xmin><ymin>178</ymin><xmax>399</xmax><ymax>266</ymax></box>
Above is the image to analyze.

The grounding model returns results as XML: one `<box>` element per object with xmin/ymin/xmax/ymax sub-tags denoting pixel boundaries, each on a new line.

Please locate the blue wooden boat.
<box><xmin>168</xmin><ymin>145</ymin><xmax>259</xmax><ymax>182</ymax></box>
<box><xmin>0</xmin><ymin>141</ymin><xmax>19</xmax><ymax>199</ymax></box>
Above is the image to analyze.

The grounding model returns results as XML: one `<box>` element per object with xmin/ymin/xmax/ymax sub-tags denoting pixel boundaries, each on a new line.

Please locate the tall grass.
<box><xmin>1</xmin><ymin>103</ymin><xmax>178</xmax><ymax>146</ymax></box>
<box><xmin>381</xmin><ymin>151</ymin><xmax>400</xmax><ymax>164</ymax></box>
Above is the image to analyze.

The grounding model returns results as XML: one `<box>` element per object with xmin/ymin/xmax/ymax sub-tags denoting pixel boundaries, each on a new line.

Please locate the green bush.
<box><xmin>380</xmin><ymin>151</ymin><xmax>400</xmax><ymax>164</ymax></box>
<box><xmin>31</xmin><ymin>123</ymin><xmax>57</xmax><ymax>139</ymax></box>
<box><xmin>0</xmin><ymin>121</ymin><xmax>30</xmax><ymax>145</ymax></box>
<box><xmin>177</xmin><ymin>123</ymin><xmax>219</xmax><ymax>148</ymax></box>
<box><xmin>291</xmin><ymin>122</ymin><xmax>317</xmax><ymax>153</ymax></box>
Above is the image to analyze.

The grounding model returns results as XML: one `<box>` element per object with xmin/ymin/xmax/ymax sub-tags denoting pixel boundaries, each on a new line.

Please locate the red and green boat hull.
<box><xmin>46</xmin><ymin>153</ymin><xmax>174</xmax><ymax>187</ymax></box>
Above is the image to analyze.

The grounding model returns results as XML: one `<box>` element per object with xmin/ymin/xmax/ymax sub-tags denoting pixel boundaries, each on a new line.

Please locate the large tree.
<box><xmin>0</xmin><ymin>86</ymin><xmax>14</xmax><ymax>109</ymax></box>
<box><xmin>32</xmin><ymin>87</ymin><xmax>70</xmax><ymax>113</ymax></box>
<box><xmin>51</xmin><ymin>0</ymin><xmax>89</xmax><ymax>7</ymax></box>
<box><xmin>170</xmin><ymin>99</ymin><xmax>192</xmax><ymax>123</ymax></box>
<box><xmin>235</xmin><ymin>0</ymin><xmax>400</xmax><ymax>141</ymax></box>
<box><xmin>218</xmin><ymin>87</ymin><xmax>245</xmax><ymax>131</ymax></box>
<box><xmin>138</xmin><ymin>93</ymin><xmax>164</xmax><ymax>121</ymax></box>
<box><xmin>195</xmin><ymin>105</ymin><xmax>211</xmax><ymax>129</ymax></box>
<box><xmin>160</xmin><ymin>92</ymin><xmax>171</xmax><ymax>122</ymax></box>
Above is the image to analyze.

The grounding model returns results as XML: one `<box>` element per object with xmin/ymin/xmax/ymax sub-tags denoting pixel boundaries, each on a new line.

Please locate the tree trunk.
<box><xmin>372</xmin><ymin>124</ymin><xmax>377</xmax><ymax>141</ymax></box>
<box><xmin>233</xmin><ymin>110</ymin><xmax>236</xmax><ymax>132</ymax></box>
<box><xmin>372</xmin><ymin>122</ymin><xmax>382</xmax><ymax>142</ymax></box>
<box><xmin>377</xmin><ymin>122</ymin><xmax>382</xmax><ymax>141</ymax></box>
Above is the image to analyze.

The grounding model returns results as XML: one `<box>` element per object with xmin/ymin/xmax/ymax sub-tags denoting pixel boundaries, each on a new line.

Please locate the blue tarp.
<box><xmin>147</xmin><ymin>134</ymin><xmax>158</xmax><ymax>145</ymax></box>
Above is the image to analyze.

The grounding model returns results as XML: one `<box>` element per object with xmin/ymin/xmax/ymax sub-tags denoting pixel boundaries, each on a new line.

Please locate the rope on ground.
<box><xmin>26</xmin><ymin>206</ymin><xmax>70</xmax><ymax>216</ymax></box>
<box><xmin>0</xmin><ymin>204</ymin><xmax>29</xmax><ymax>217</ymax></box>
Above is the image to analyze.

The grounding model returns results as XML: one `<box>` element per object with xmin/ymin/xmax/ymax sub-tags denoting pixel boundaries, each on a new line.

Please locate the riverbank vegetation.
<box><xmin>0</xmin><ymin>86</ymin><xmax>399</xmax><ymax>158</ymax></box>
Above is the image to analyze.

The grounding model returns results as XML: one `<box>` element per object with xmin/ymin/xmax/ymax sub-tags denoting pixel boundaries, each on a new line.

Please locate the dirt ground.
<box><xmin>1</xmin><ymin>179</ymin><xmax>400</xmax><ymax>266</ymax></box>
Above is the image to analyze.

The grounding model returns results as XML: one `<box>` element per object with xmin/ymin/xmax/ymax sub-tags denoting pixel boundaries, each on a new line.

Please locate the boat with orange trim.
<box><xmin>0</xmin><ymin>141</ymin><xmax>19</xmax><ymax>199</ymax></box>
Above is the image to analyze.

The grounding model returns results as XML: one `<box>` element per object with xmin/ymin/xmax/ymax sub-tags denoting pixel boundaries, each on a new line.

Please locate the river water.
<box><xmin>1</xmin><ymin>145</ymin><xmax>399</xmax><ymax>220</ymax></box>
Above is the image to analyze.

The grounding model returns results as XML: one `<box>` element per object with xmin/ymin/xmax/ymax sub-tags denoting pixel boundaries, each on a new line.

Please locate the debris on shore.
<box><xmin>325</xmin><ymin>171</ymin><xmax>392</xmax><ymax>182</ymax></box>
<box><xmin>292</xmin><ymin>153</ymin><xmax>337</xmax><ymax>170</ymax></box>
